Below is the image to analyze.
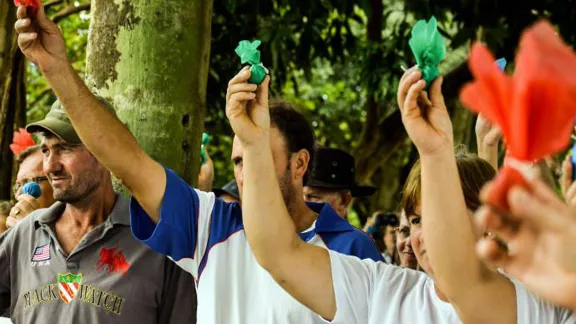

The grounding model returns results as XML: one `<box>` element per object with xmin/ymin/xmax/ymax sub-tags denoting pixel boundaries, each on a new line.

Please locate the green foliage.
<box><xmin>26</xmin><ymin>4</ymin><xmax>90</xmax><ymax>123</ymax></box>
<box><xmin>20</xmin><ymin>0</ymin><xmax>576</xmax><ymax>225</ymax></box>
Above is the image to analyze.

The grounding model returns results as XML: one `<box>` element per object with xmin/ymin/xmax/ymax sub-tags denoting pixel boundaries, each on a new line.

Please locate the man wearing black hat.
<box><xmin>213</xmin><ymin>180</ymin><xmax>240</xmax><ymax>204</ymax></box>
<box><xmin>304</xmin><ymin>147</ymin><xmax>376</xmax><ymax>219</ymax></box>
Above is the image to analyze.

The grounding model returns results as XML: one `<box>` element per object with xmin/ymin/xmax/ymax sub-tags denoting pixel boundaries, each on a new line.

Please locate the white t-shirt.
<box><xmin>325</xmin><ymin>250</ymin><xmax>576</xmax><ymax>324</ymax></box>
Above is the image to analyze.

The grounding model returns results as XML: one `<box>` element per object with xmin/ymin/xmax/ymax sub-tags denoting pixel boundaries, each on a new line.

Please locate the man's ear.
<box><xmin>293</xmin><ymin>149</ymin><xmax>310</xmax><ymax>180</ymax></box>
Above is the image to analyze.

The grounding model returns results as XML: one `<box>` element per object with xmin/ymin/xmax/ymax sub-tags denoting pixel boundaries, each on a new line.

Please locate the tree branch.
<box><xmin>44</xmin><ymin>0</ymin><xmax>64</xmax><ymax>10</ymax></box>
<box><xmin>52</xmin><ymin>3</ymin><xmax>91</xmax><ymax>24</ymax></box>
<box><xmin>28</xmin><ymin>87</ymin><xmax>53</xmax><ymax>109</ymax></box>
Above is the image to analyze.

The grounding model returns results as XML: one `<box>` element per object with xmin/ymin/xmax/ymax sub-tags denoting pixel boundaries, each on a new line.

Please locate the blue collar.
<box><xmin>304</xmin><ymin>202</ymin><xmax>355</xmax><ymax>233</ymax></box>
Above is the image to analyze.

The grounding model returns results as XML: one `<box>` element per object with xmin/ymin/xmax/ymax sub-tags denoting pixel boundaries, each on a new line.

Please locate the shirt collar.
<box><xmin>305</xmin><ymin>202</ymin><xmax>355</xmax><ymax>233</ymax></box>
<box><xmin>34</xmin><ymin>194</ymin><xmax>130</xmax><ymax>228</ymax></box>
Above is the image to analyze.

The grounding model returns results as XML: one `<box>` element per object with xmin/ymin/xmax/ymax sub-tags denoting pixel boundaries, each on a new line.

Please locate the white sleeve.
<box><xmin>513</xmin><ymin>280</ymin><xmax>576</xmax><ymax>324</ymax></box>
<box><xmin>320</xmin><ymin>250</ymin><xmax>375</xmax><ymax>324</ymax></box>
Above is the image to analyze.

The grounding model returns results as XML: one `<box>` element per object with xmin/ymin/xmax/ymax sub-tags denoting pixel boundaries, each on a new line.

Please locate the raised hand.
<box><xmin>475</xmin><ymin>113</ymin><xmax>502</xmax><ymax>169</ymax></box>
<box><xmin>397</xmin><ymin>67</ymin><xmax>453</xmax><ymax>157</ymax></box>
<box><xmin>560</xmin><ymin>155</ymin><xmax>576</xmax><ymax>206</ymax></box>
<box><xmin>226</xmin><ymin>67</ymin><xmax>271</xmax><ymax>146</ymax></box>
<box><xmin>14</xmin><ymin>5</ymin><xmax>68</xmax><ymax>73</ymax></box>
<box><xmin>475</xmin><ymin>180</ymin><xmax>576</xmax><ymax>311</ymax></box>
<box><xmin>6</xmin><ymin>194</ymin><xmax>40</xmax><ymax>229</ymax></box>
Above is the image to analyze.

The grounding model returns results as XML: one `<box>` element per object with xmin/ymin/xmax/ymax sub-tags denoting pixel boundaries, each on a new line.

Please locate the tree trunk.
<box><xmin>0</xmin><ymin>2</ymin><xmax>19</xmax><ymax>200</ymax></box>
<box><xmin>85</xmin><ymin>0</ymin><xmax>213</xmax><ymax>185</ymax></box>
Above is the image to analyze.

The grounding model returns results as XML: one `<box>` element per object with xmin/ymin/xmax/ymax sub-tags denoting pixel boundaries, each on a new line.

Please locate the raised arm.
<box><xmin>397</xmin><ymin>68</ymin><xmax>515</xmax><ymax>323</ymax></box>
<box><xmin>475</xmin><ymin>113</ymin><xmax>501</xmax><ymax>170</ymax></box>
<box><xmin>15</xmin><ymin>6</ymin><xmax>165</xmax><ymax>221</ymax></box>
<box><xmin>226</xmin><ymin>69</ymin><xmax>336</xmax><ymax>320</ymax></box>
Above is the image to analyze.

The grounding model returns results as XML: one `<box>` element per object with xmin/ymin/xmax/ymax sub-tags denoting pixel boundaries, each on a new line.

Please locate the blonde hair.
<box><xmin>401</xmin><ymin>150</ymin><xmax>496</xmax><ymax>215</ymax></box>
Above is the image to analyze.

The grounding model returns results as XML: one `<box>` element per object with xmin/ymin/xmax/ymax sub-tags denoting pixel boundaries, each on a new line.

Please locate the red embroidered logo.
<box><xmin>96</xmin><ymin>247</ymin><xmax>130</xmax><ymax>276</ymax></box>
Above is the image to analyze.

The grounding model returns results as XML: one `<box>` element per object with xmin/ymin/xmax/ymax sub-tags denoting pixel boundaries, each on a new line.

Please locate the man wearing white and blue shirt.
<box><xmin>131</xmin><ymin>101</ymin><xmax>383</xmax><ymax>323</ymax></box>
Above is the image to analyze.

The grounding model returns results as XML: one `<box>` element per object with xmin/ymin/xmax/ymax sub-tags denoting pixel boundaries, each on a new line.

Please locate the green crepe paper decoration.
<box><xmin>408</xmin><ymin>16</ymin><xmax>446</xmax><ymax>87</ymax></box>
<box><xmin>201</xmin><ymin>133</ymin><xmax>211</xmax><ymax>165</ymax></box>
<box><xmin>235</xmin><ymin>40</ymin><xmax>269</xmax><ymax>84</ymax></box>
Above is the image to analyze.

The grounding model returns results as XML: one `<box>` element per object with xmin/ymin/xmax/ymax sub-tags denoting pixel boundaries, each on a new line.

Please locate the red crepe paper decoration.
<box><xmin>96</xmin><ymin>247</ymin><xmax>131</xmax><ymax>276</ymax></box>
<box><xmin>461</xmin><ymin>20</ymin><xmax>576</xmax><ymax>211</ymax></box>
<box><xmin>10</xmin><ymin>128</ymin><xmax>36</xmax><ymax>155</ymax></box>
<box><xmin>14</xmin><ymin>0</ymin><xmax>40</xmax><ymax>8</ymax></box>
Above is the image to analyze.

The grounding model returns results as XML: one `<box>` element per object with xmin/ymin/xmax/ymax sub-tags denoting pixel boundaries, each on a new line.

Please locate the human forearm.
<box><xmin>43</xmin><ymin>62</ymin><xmax>165</xmax><ymax>221</ymax></box>
<box><xmin>242</xmin><ymin>137</ymin><xmax>299</xmax><ymax>268</ymax></box>
<box><xmin>477</xmin><ymin>137</ymin><xmax>499</xmax><ymax>170</ymax></box>
<box><xmin>420</xmin><ymin>149</ymin><xmax>484</xmax><ymax>296</ymax></box>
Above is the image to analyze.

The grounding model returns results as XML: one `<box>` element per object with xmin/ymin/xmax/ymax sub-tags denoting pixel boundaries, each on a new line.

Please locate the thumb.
<box><xmin>36</xmin><ymin>5</ymin><xmax>56</xmax><ymax>31</ymax></box>
<box><xmin>256</xmin><ymin>75</ymin><xmax>270</xmax><ymax>108</ymax></box>
<box><xmin>429</xmin><ymin>77</ymin><xmax>445</xmax><ymax>108</ymax></box>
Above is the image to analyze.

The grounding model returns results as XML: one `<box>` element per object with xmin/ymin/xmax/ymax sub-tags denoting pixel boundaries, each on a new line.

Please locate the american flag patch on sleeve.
<box><xmin>31</xmin><ymin>244</ymin><xmax>51</xmax><ymax>262</ymax></box>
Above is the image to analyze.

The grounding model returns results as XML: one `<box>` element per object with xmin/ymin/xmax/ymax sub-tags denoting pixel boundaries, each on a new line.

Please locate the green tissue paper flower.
<box><xmin>409</xmin><ymin>16</ymin><xmax>446</xmax><ymax>86</ymax></box>
<box><xmin>235</xmin><ymin>40</ymin><xmax>269</xmax><ymax>84</ymax></box>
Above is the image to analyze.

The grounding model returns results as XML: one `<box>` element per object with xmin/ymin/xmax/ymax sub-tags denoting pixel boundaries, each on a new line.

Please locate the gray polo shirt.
<box><xmin>0</xmin><ymin>195</ymin><xmax>196</xmax><ymax>323</ymax></box>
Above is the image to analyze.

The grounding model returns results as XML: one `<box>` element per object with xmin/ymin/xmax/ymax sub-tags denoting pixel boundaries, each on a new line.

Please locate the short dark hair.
<box><xmin>16</xmin><ymin>145</ymin><xmax>40</xmax><ymax>165</ymax></box>
<box><xmin>269</xmin><ymin>101</ymin><xmax>316</xmax><ymax>184</ymax></box>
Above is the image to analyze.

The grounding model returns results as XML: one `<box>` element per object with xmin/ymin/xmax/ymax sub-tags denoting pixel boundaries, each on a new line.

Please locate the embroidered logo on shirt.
<box><xmin>58</xmin><ymin>273</ymin><xmax>82</xmax><ymax>304</ymax></box>
<box><xmin>21</xmin><ymin>273</ymin><xmax>125</xmax><ymax>315</ymax></box>
<box><xmin>31</xmin><ymin>244</ymin><xmax>51</xmax><ymax>262</ymax></box>
<box><xmin>96</xmin><ymin>247</ymin><xmax>130</xmax><ymax>276</ymax></box>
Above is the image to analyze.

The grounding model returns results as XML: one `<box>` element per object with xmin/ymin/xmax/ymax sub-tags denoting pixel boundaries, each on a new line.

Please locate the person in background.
<box><xmin>0</xmin><ymin>202</ymin><xmax>9</xmax><ymax>234</ymax></box>
<box><xmin>367</xmin><ymin>211</ymin><xmax>399</xmax><ymax>264</ymax></box>
<box><xmin>304</xmin><ymin>147</ymin><xmax>376</xmax><ymax>219</ymax></box>
<box><xmin>395</xmin><ymin>210</ymin><xmax>418</xmax><ymax>269</ymax></box>
<box><xmin>7</xmin><ymin>145</ymin><xmax>56</xmax><ymax>229</ymax></box>
<box><xmin>213</xmin><ymin>180</ymin><xmax>241</xmax><ymax>204</ymax></box>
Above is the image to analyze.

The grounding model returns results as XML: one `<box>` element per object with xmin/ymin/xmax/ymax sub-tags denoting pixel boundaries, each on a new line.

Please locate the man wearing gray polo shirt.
<box><xmin>0</xmin><ymin>100</ymin><xmax>196</xmax><ymax>323</ymax></box>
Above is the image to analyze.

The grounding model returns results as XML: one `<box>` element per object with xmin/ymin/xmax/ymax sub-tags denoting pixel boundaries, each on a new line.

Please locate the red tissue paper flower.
<box><xmin>10</xmin><ymin>128</ymin><xmax>35</xmax><ymax>155</ymax></box>
<box><xmin>460</xmin><ymin>20</ymin><xmax>576</xmax><ymax>211</ymax></box>
<box><xmin>14</xmin><ymin>0</ymin><xmax>40</xmax><ymax>8</ymax></box>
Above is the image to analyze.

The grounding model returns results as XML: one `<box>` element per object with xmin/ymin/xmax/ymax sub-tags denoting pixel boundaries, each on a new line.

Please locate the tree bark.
<box><xmin>85</xmin><ymin>0</ymin><xmax>213</xmax><ymax>185</ymax></box>
<box><xmin>0</xmin><ymin>2</ymin><xmax>20</xmax><ymax>200</ymax></box>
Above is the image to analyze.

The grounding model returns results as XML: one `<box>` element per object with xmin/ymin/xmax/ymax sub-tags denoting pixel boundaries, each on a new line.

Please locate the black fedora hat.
<box><xmin>306</xmin><ymin>147</ymin><xmax>376</xmax><ymax>197</ymax></box>
<box><xmin>213</xmin><ymin>180</ymin><xmax>240</xmax><ymax>200</ymax></box>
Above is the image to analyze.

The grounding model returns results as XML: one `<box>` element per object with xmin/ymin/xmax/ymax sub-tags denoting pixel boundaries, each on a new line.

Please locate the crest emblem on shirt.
<box><xmin>58</xmin><ymin>273</ymin><xmax>82</xmax><ymax>304</ymax></box>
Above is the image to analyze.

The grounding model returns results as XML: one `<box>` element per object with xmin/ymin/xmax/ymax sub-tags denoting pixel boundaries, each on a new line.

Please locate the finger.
<box><xmin>36</xmin><ymin>5</ymin><xmax>54</xmax><ymax>31</ymax></box>
<box><xmin>476</xmin><ymin>238</ymin><xmax>511</xmax><ymax>268</ymax></box>
<box><xmin>507</xmin><ymin>185</ymin><xmax>566</xmax><ymax>230</ymax></box>
<box><xmin>527</xmin><ymin>178</ymin><xmax>565</xmax><ymax>209</ymax></box>
<box><xmin>561</xmin><ymin>156</ymin><xmax>573</xmax><ymax>195</ymax></box>
<box><xmin>17</xmin><ymin>33</ymin><xmax>38</xmax><ymax>47</ymax></box>
<box><xmin>226</xmin><ymin>83</ymin><xmax>258</xmax><ymax>101</ymax></box>
<box><xmin>565</xmin><ymin>182</ymin><xmax>576</xmax><ymax>206</ymax></box>
<box><xmin>418</xmin><ymin>91</ymin><xmax>432</xmax><ymax>107</ymax></box>
<box><xmin>6</xmin><ymin>216</ymin><xmax>18</xmax><ymax>229</ymax></box>
<box><xmin>14</xmin><ymin>19</ymin><xmax>32</xmax><ymax>33</ymax></box>
<box><xmin>474</xmin><ymin>206</ymin><xmax>519</xmax><ymax>242</ymax></box>
<box><xmin>397</xmin><ymin>70</ymin><xmax>422</xmax><ymax>110</ymax></box>
<box><xmin>14</xmin><ymin>200</ymin><xmax>36</xmax><ymax>216</ymax></box>
<box><xmin>256</xmin><ymin>75</ymin><xmax>270</xmax><ymax>108</ymax></box>
<box><xmin>402</xmin><ymin>80</ymin><xmax>427</xmax><ymax>118</ymax></box>
<box><xmin>479</xmin><ymin>181</ymin><xmax>495</xmax><ymax>203</ymax></box>
<box><xmin>17</xmin><ymin>6</ymin><xmax>28</xmax><ymax>19</ymax></box>
<box><xmin>429</xmin><ymin>76</ymin><xmax>445</xmax><ymax>108</ymax></box>
<box><xmin>17</xmin><ymin>194</ymin><xmax>41</xmax><ymax>210</ymax></box>
<box><xmin>228</xmin><ymin>92</ymin><xmax>256</xmax><ymax>108</ymax></box>
<box><xmin>228</xmin><ymin>68</ymin><xmax>252</xmax><ymax>87</ymax></box>
<box><xmin>399</xmin><ymin>66</ymin><xmax>420</xmax><ymax>85</ymax></box>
